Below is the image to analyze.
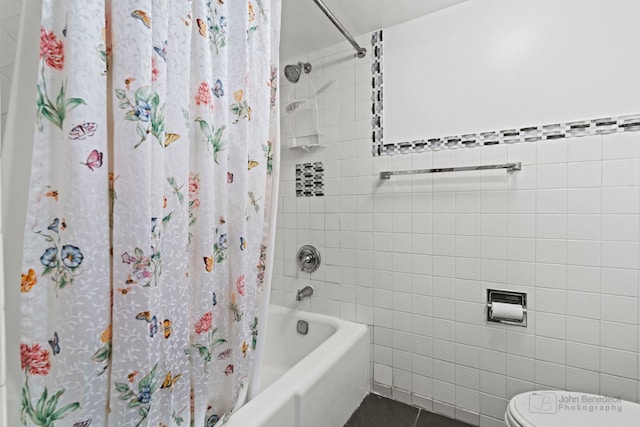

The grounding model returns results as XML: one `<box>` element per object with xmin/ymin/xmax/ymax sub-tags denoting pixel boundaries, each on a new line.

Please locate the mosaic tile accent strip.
<box><xmin>376</xmin><ymin>114</ymin><xmax>640</xmax><ymax>155</ymax></box>
<box><xmin>371</xmin><ymin>30</ymin><xmax>384</xmax><ymax>156</ymax></box>
<box><xmin>296</xmin><ymin>162</ymin><xmax>324</xmax><ymax>197</ymax></box>
<box><xmin>369</xmin><ymin>30</ymin><xmax>640</xmax><ymax>156</ymax></box>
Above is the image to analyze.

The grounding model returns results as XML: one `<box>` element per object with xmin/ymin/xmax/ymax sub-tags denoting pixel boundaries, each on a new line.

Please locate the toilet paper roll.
<box><xmin>490</xmin><ymin>302</ymin><xmax>524</xmax><ymax>321</ymax></box>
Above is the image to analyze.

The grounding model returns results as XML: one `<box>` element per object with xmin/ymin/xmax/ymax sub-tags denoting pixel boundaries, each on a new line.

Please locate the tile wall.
<box><xmin>274</xmin><ymin>38</ymin><xmax>640</xmax><ymax>427</ymax></box>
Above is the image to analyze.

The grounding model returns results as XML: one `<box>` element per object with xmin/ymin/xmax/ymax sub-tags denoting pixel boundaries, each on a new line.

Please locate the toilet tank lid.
<box><xmin>508</xmin><ymin>391</ymin><xmax>640</xmax><ymax>427</ymax></box>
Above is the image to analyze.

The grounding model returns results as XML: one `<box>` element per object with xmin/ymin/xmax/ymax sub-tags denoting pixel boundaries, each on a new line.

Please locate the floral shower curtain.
<box><xmin>19</xmin><ymin>0</ymin><xmax>280</xmax><ymax>426</ymax></box>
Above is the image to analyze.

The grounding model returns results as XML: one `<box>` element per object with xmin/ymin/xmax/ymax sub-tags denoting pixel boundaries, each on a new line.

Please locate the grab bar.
<box><xmin>379</xmin><ymin>162</ymin><xmax>521</xmax><ymax>180</ymax></box>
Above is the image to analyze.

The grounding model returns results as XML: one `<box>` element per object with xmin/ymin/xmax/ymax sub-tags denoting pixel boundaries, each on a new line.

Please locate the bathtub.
<box><xmin>224</xmin><ymin>305</ymin><xmax>370</xmax><ymax>427</ymax></box>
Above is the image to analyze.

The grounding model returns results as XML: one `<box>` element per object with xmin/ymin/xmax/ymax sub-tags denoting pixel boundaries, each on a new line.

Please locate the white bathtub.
<box><xmin>225</xmin><ymin>305</ymin><xmax>370</xmax><ymax>427</ymax></box>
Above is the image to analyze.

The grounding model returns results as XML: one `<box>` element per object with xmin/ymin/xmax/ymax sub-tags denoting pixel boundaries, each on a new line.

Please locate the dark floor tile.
<box><xmin>414</xmin><ymin>410</ymin><xmax>473</xmax><ymax>427</ymax></box>
<box><xmin>345</xmin><ymin>394</ymin><xmax>419</xmax><ymax>427</ymax></box>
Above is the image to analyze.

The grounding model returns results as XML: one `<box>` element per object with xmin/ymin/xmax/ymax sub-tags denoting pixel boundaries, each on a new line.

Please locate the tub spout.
<box><xmin>296</xmin><ymin>285</ymin><xmax>314</xmax><ymax>301</ymax></box>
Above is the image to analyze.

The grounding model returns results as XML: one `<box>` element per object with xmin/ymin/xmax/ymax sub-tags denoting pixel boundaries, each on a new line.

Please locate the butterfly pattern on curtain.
<box><xmin>19</xmin><ymin>0</ymin><xmax>281</xmax><ymax>426</ymax></box>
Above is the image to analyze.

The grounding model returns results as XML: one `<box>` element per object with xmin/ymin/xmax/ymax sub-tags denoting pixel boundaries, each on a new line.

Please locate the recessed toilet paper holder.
<box><xmin>487</xmin><ymin>289</ymin><xmax>527</xmax><ymax>327</ymax></box>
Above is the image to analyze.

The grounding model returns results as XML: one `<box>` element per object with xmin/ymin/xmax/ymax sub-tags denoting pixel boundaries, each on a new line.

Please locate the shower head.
<box><xmin>284</xmin><ymin>62</ymin><xmax>312</xmax><ymax>83</ymax></box>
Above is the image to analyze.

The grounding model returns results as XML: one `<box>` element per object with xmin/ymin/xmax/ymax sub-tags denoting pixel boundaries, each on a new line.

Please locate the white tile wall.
<box><xmin>275</xmin><ymin>40</ymin><xmax>640</xmax><ymax>426</ymax></box>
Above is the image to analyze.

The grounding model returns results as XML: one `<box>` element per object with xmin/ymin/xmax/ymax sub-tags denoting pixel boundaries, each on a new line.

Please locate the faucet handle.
<box><xmin>297</xmin><ymin>245</ymin><xmax>321</xmax><ymax>273</ymax></box>
<box><xmin>297</xmin><ymin>245</ymin><xmax>320</xmax><ymax>273</ymax></box>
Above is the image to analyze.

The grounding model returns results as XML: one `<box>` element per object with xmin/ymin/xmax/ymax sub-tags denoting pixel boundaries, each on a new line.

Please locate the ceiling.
<box><xmin>280</xmin><ymin>0</ymin><xmax>468</xmax><ymax>60</ymax></box>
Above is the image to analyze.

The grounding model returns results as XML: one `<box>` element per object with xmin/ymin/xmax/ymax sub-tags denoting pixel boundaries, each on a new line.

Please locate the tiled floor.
<box><xmin>345</xmin><ymin>394</ymin><xmax>473</xmax><ymax>427</ymax></box>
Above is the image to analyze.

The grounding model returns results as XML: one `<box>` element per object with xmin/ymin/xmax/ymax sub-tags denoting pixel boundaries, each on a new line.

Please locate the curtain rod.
<box><xmin>311</xmin><ymin>0</ymin><xmax>367</xmax><ymax>58</ymax></box>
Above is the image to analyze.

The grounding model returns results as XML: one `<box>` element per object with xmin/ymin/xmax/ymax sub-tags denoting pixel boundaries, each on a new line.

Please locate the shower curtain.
<box><xmin>19</xmin><ymin>0</ymin><xmax>280</xmax><ymax>425</ymax></box>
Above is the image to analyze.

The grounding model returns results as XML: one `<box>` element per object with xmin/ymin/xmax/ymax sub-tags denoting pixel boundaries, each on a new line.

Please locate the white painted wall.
<box><xmin>384</xmin><ymin>0</ymin><xmax>640</xmax><ymax>142</ymax></box>
<box><xmin>0</xmin><ymin>0</ymin><xmax>22</xmax><ymax>137</ymax></box>
<box><xmin>0</xmin><ymin>69</ymin><xmax>6</xmax><ymax>427</ymax></box>
<box><xmin>276</xmin><ymin>1</ymin><xmax>640</xmax><ymax>425</ymax></box>
<box><xmin>280</xmin><ymin>0</ymin><xmax>466</xmax><ymax>60</ymax></box>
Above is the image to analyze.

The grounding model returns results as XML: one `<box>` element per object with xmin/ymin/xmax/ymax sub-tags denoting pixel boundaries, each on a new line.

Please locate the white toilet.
<box><xmin>505</xmin><ymin>390</ymin><xmax>640</xmax><ymax>426</ymax></box>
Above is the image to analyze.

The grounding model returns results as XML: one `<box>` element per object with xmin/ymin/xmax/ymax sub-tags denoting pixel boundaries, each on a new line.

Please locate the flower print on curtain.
<box><xmin>19</xmin><ymin>1</ymin><xmax>111</xmax><ymax>426</ymax></box>
<box><xmin>20</xmin><ymin>0</ymin><xmax>281</xmax><ymax>426</ymax></box>
<box><xmin>181</xmin><ymin>0</ymin><xmax>282</xmax><ymax>421</ymax></box>
<box><xmin>36</xmin><ymin>27</ymin><xmax>86</xmax><ymax>131</ymax></box>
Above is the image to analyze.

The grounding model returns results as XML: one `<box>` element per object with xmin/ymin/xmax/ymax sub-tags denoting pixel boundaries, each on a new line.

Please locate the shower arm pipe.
<box><xmin>311</xmin><ymin>0</ymin><xmax>367</xmax><ymax>58</ymax></box>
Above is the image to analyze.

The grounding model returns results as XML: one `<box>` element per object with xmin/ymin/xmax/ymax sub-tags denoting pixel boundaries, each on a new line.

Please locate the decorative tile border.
<box><xmin>370</xmin><ymin>30</ymin><xmax>640</xmax><ymax>156</ymax></box>
<box><xmin>295</xmin><ymin>162</ymin><xmax>324</xmax><ymax>197</ymax></box>
<box><xmin>371</xmin><ymin>30</ymin><xmax>384</xmax><ymax>156</ymax></box>
<box><xmin>377</xmin><ymin>114</ymin><xmax>640</xmax><ymax>155</ymax></box>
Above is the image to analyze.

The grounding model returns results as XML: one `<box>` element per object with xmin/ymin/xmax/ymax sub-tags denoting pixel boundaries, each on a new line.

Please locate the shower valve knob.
<box><xmin>296</xmin><ymin>245</ymin><xmax>321</xmax><ymax>273</ymax></box>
